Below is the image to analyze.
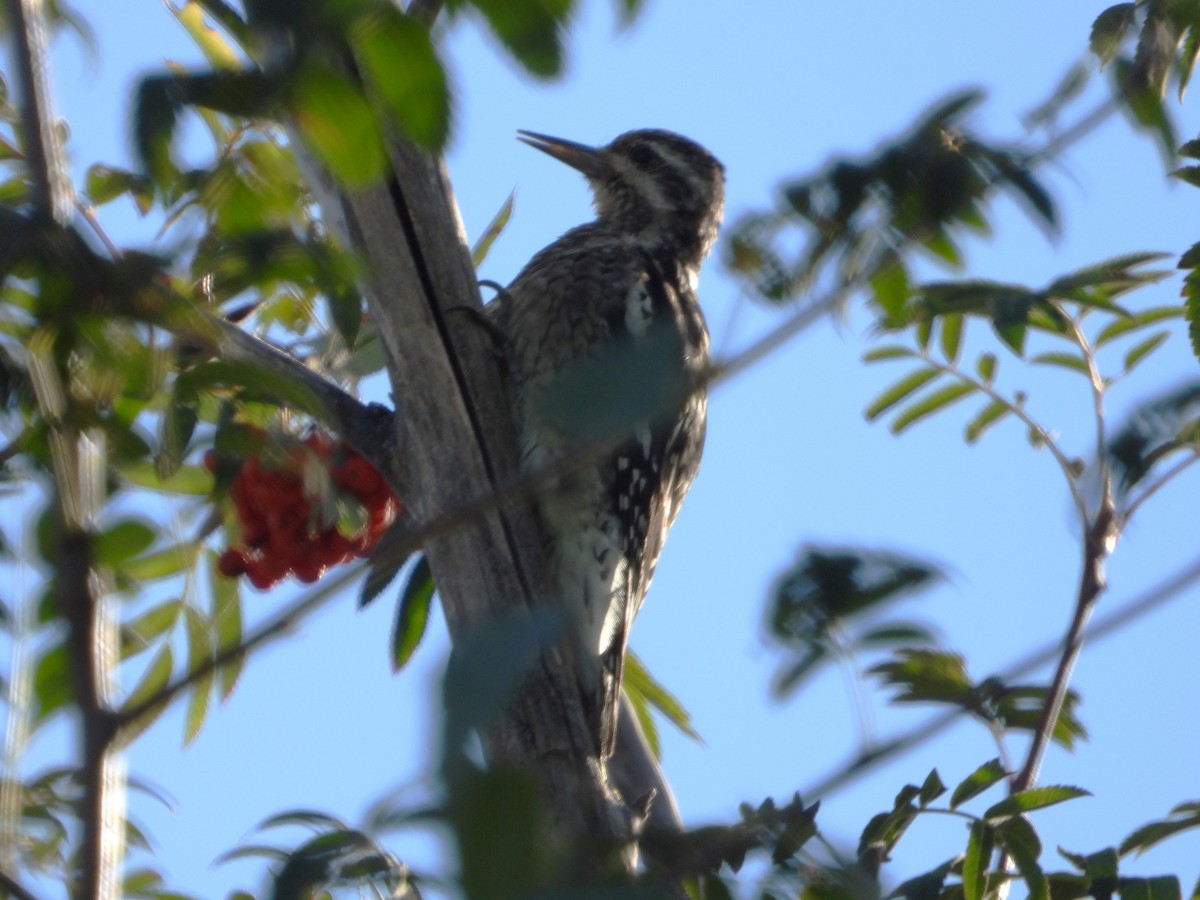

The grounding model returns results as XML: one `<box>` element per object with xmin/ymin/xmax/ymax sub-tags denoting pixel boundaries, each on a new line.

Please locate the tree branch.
<box><xmin>0</xmin><ymin>866</ymin><xmax>40</xmax><ymax>900</ymax></box>
<box><xmin>4</xmin><ymin>0</ymin><xmax>70</xmax><ymax>222</ymax></box>
<box><xmin>181</xmin><ymin>303</ymin><xmax>397</xmax><ymax>472</ymax></box>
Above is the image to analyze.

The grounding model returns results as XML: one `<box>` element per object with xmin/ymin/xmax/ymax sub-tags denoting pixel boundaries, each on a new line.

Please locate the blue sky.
<box><xmin>15</xmin><ymin>1</ymin><xmax>1200</xmax><ymax>896</ymax></box>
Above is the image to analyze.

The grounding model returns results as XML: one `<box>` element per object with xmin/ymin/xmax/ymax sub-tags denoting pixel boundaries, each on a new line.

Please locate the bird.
<box><xmin>496</xmin><ymin>128</ymin><xmax>725</xmax><ymax>760</ymax></box>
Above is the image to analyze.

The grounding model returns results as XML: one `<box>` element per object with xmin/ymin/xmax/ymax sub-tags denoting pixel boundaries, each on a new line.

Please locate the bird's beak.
<box><xmin>517</xmin><ymin>130</ymin><xmax>609</xmax><ymax>180</ymax></box>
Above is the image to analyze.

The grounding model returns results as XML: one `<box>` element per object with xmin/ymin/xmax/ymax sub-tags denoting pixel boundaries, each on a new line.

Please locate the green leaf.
<box><xmin>391</xmin><ymin>556</ymin><xmax>434</xmax><ymax>672</ymax></box>
<box><xmin>984</xmin><ymin>786</ymin><xmax>1090</xmax><ymax>822</ymax></box>
<box><xmin>976</xmin><ymin>352</ymin><xmax>997</xmax><ymax>383</ymax></box>
<box><xmin>871</xmin><ymin>260</ymin><xmax>911</xmax><ymax>321</ymax></box>
<box><xmin>183</xmin><ymin>605</ymin><xmax>213</xmax><ymax>745</ymax></box>
<box><xmin>1119</xmin><ymin>803</ymin><xmax>1200</xmax><ymax>857</ymax></box>
<box><xmin>121</xmin><ymin>600</ymin><xmax>183</xmax><ymax>658</ymax></box>
<box><xmin>624</xmin><ymin>651</ymin><xmax>701</xmax><ymax>744</ymax></box>
<box><xmin>178</xmin><ymin>358</ymin><xmax>320</xmax><ymax>416</ymax></box>
<box><xmin>122</xmin><ymin>645</ymin><xmax>174</xmax><ymax>725</ymax></box>
<box><xmin>256</xmin><ymin>808</ymin><xmax>349</xmax><ymax>832</ymax></box>
<box><xmin>951</xmin><ymin>759</ymin><xmax>1007</xmax><ymax>810</ymax></box>
<box><xmin>1119</xmin><ymin>877</ymin><xmax>1183</xmax><ymax>900</ymax></box>
<box><xmin>288</xmin><ymin>64</ymin><xmax>386</xmax><ymax>186</ymax></box>
<box><xmin>1187</xmin><ymin>275</ymin><xmax>1200</xmax><ymax>363</ymax></box>
<box><xmin>209</xmin><ymin>550</ymin><xmax>243</xmax><ymax>700</ymax></box>
<box><xmin>1059</xmin><ymin>845</ymin><xmax>1119</xmax><ymax>879</ymax></box>
<box><xmin>351</xmin><ymin>10</ymin><xmax>451</xmax><ymax>150</ymax></box>
<box><xmin>1115</xmin><ymin>58</ymin><xmax>1178</xmax><ymax>165</ymax></box>
<box><xmin>86</xmin><ymin>164</ymin><xmax>154</xmax><ymax>213</ymax></box>
<box><xmin>864</xmin><ymin>368</ymin><xmax>941</xmax><ymax>420</ymax></box>
<box><xmin>962</xmin><ymin>820</ymin><xmax>992</xmax><ymax>900</ymax></box>
<box><xmin>1171</xmin><ymin>165</ymin><xmax>1200</xmax><ymax>188</ymax></box>
<box><xmin>940</xmin><ymin>314</ymin><xmax>964</xmax><ymax>364</ymax></box>
<box><xmin>1123</xmin><ymin>330</ymin><xmax>1170</xmax><ymax>372</ymax></box>
<box><xmin>1030</xmin><ymin>351</ymin><xmax>1089</xmax><ymax>375</ymax></box>
<box><xmin>124</xmin><ymin>542</ymin><xmax>199</xmax><ymax>581</ymax></box>
<box><xmin>360</xmin><ymin>526</ymin><xmax>411</xmax><ymax>609</ymax></box>
<box><xmin>471</xmin><ymin>190</ymin><xmax>516</xmax><ymax>266</ymax></box>
<box><xmin>1094</xmin><ymin>305</ymin><xmax>1183</xmax><ymax>346</ymax></box>
<box><xmin>33</xmin><ymin>643</ymin><xmax>72</xmax><ymax>722</ymax></box>
<box><xmin>965</xmin><ymin>399</ymin><xmax>1014</xmax><ymax>443</ymax></box>
<box><xmin>891</xmin><ymin>382</ymin><xmax>977</xmax><ymax>434</ymax></box>
<box><xmin>95</xmin><ymin>519</ymin><xmax>157</xmax><ymax>567</ymax></box>
<box><xmin>1090</xmin><ymin>4</ymin><xmax>1137</xmax><ymax>64</ymax></box>
<box><xmin>863</xmin><ymin>345</ymin><xmax>915</xmax><ymax>363</ymax></box>
<box><xmin>464</xmin><ymin>0</ymin><xmax>571</xmax><ymax>78</ymax></box>
<box><xmin>919</xmin><ymin>769</ymin><xmax>947</xmax><ymax>807</ymax></box>
<box><xmin>999</xmin><ymin>816</ymin><xmax>1047</xmax><ymax>900</ymax></box>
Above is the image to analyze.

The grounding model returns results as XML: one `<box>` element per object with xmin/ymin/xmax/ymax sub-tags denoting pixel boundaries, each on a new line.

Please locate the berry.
<box><xmin>214</xmin><ymin>427</ymin><xmax>401</xmax><ymax>588</ymax></box>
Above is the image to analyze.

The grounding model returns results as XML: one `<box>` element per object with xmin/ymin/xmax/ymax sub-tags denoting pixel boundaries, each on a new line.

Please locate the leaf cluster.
<box><xmin>766</xmin><ymin>546</ymin><xmax>942</xmax><ymax>698</ymax></box>
<box><xmin>1089</xmin><ymin>0</ymin><xmax>1200</xmax><ymax>159</ymax></box>
<box><xmin>723</xmin><ymin>91</ymin><xmax>1056</xmax><ymax>305</ymax></box>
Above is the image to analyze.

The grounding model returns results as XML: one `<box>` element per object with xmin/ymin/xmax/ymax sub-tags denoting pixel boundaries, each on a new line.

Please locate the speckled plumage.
<box><xmin>500</xmin><ymin>129</ymin><xmax>724</xmax><ymax>758</ymax></box>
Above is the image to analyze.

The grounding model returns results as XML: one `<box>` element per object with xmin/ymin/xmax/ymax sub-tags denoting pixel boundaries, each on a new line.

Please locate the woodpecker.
<box><xmin>498</xmin><ymin>128</ymin><xmax>724</xmax><ymax>759</ymax></box>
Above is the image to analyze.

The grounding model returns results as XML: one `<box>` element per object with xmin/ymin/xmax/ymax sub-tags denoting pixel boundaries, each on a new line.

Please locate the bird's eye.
<box><xmin>627</xmin><ymin>144</ymin><xmax>660</xmax><ymax>169</ymax></box>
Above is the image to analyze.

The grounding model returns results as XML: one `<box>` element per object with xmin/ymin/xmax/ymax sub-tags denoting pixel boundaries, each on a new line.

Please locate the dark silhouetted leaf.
<box><xmin>1119</xmin><ymin>802</ymin><xmax>1200</xmax><ymax>857</ymax></box>
<box><xmin>351</xmin><ymin>10</ymin><xmax>451</xmax><ymax>150</ymax></box>
<box><xmin>999</xmin><ymin>816</ymin><xmax>1047</xmax><ymax>900</ymax></box>
<box><xmin>1094</xmin><ymin>305</ymin><xmax>1183</xmax><ymax>347</ymax></box>
<box><xmin>1030</xmin><ymin>352</ymin><xmax>1089</xmax><ymax>375</ymax></box>
<box><xmin>289</xmin><ymin>64</ymin><xmax>386</xmax><ymax>186</ymax></box>
<box><xmin>456</xmin><ymin>0</ymin><xmax>570</xmax><ymax>78</ymax></box>
<box><xmin>919</xmin><ymin>769</ymin><xmax>947</xmax><ymax>807</ymax></box>
<box><xmin>1091</xmin><ymin>5</ymin><xmax>1138</xmax><ymax>65</ymax></box>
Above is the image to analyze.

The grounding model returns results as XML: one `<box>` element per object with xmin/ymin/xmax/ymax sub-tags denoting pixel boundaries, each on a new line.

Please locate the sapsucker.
<box><xmin>498</xmin><ymin>128</ymin><xmax>724</xmax><ymax>759</ymax></box>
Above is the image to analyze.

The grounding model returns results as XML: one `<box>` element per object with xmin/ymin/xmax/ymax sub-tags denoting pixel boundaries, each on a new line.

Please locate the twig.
<box><xmin>117</xmin><ymin>560</ymin><xmax>365</xmax><ymax>731</ymax></box>
<box><xmin>0</xmin><ymin>866</ymin><xmax>40</xmax><ymax>900</ymax></box>
<box><xmin>1011</xmin><ymin>488</ymin><xmax>1115</xmax><ymax>793</ymax></box>
<box><xmin>917</xmin><ymin>354</ymin><xmax>1090</xmax><ymax>526</ymax></box>
<box><xmin>801</xmin><ymin>551</ymin><xmax>1200</xmax><ymax>802</ymax></box>
<box><xmin>184</xmin><ymin>302</ymin><xmax>396</xmax><ymax>472</ymax></box>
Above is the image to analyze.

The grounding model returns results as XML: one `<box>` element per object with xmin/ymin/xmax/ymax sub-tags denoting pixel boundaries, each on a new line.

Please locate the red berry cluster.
<box><xmin>210</xmin><ymin>430</ymin><xmax>399</xmax><ymax>590</ymax></box>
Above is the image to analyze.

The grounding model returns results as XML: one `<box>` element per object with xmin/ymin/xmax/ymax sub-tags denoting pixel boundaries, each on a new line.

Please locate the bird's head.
<box><xmin>518</xmin><ymin>128</ymin><xmax>726</xmax><ymax>267</ymax></box>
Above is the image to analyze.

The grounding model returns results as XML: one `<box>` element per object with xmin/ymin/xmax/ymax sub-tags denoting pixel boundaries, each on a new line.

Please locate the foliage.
<box><xmin>1</xmin><ymin>2</ymin><xmax>1199</xmax><ymax>899</ymax></box>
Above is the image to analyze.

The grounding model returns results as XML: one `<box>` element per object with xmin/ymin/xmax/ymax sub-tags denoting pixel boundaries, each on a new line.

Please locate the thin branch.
<box><xmin>801</xmin><ymin>552</ymin><xmax>1200</xmax><ymax>801</ymax></box>
<box><xmin>187</xmin><ymin>304</ymin><xmax>396</xmax><ymax>468</ymax></box>
<box><xmin>918</xmin><ymin>354</ymin><xmax>1090</xmax><ymax>525</ymax></box>
<box><xmin>117</xmin><ymin>559</ymin><xmax>365</xmax><ymax>732</ymax></box>
<box><xmin>0</xmin><ymin>866</ymin><xmax>40</xmax><ymax>900</ymax></box>
<box><xmin>1067</xmin><ymin>315</ymin><xmax>1109</xmax><ymax>483</ymax></box>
